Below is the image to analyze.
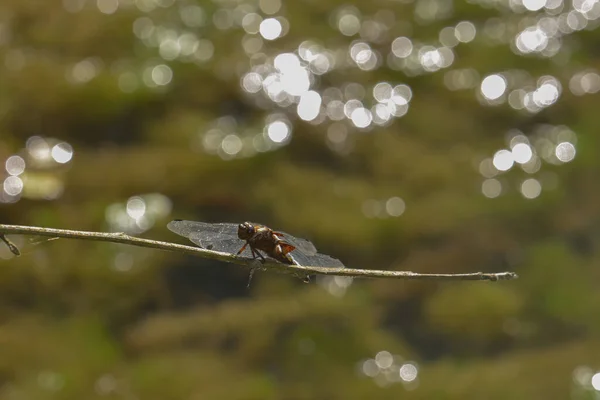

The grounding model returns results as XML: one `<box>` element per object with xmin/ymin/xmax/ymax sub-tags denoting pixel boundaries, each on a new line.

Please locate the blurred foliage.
<box><xmin>1</xmin><ymin>0</ymin><xmax>600</xmax><ymax>398</ymax></box>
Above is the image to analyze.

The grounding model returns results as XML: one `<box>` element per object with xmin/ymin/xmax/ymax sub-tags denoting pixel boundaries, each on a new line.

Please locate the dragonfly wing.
<box><xmin>289</xmin><ymin>251</ymin><xmax>345</xmax><ymax>268</ymax></box>
<box><xmin>188</xmin><ymin>232</ymin><xmax>248</xmax><ymax>255</ymax></box>
<box><xmin>168</xmin><ymin>220</ymin><xmax>248</xmax><ymax>253</ymax></box>
<box><xmin>167</xmin><ymin>220</ymin><xmax>238</xmax><ymax>239</ymax></box>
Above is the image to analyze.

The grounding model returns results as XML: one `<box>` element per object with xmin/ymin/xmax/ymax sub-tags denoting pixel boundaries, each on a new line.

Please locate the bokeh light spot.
<box><xmin>221</xmin><ymin>134</ymin><xmax>243</xmax><ymax>155</ymax></box>
<box><xmin>97</xmin><ymin>0</ymin><xmax>119</xmax><ymax>15</ymax></box>
<box><xmin>362</xmin><ymin>199</ymin><xmax>383</xmax><ymax>218</ymax></box>
<box><xmin>267</xmin><ymin>121</ymin><xmax>291</xmax><ymax>143</ymax></box>
<box><xmin>375</xmin><ymin>351</ymin><xmax>394</xmax><ymax>369</ymax></box>
<box><xmin>5</xmin><ymin>155</ymin><xmax>26</xmax><ymax>176</ymax></box>
<box><xmin>193</xmin><ymin>40</ymin><xmax>214</xmax><ymax>62</ymax></box>
<box><xmin>242</xmin><ymin>13</ymin><xmax>262</xmax><ymax>34</ymax></box>
<box><xmin>3</xmin><ymin>176</ymin><xmax>23</xmax><ymax>196</ymax></box>
<box><xmin>362</xmin><ymin>359</ymin><xmax>379</xmax><ymax>377</ymax></box>
<box><xmin>242</xmin><ymin>72</ymin><xmax>263</xmax><ymax>93</ymax></box>
<box><xmin>516</xmin><ymin>27</ymin><xmax>548</xmax><ymax>54</ymax></box>
<box><xmin>533</xmin><ymin>81</ymin><xmax>560</xmax><ymax>107</ymax></box>
<box><xmin>521</xmin><ymin>178</ymin><xmax>542</xmax><ymax>199</ymax></box>
<box><xmin>260</xmin><ymin>18</ymin><xmax>282</xmax><ymax>40</ymax></box>
<box><xmin>297</xmin><ymin>91</ymin><xmax>322</xmax><ymax>121</ymax></box>
<box><xmin>350</xmin><ymin>107</ymin><xmax>372</xmax><ymax>128</ymax></box>
<box><xmin>69</xmin><ymin>59</ymin><xmax>98</xmax><ymax>84</ymax></box>
<box><xmin>479</xmin><ymin>158</ymin><xmax>497</xmax><ymax>178</ymax></box>
<box><xmin>512</xmin><ymin>143</ymin><xmax>533</xmax><ymax>164</ymax></box>
<box><xmin>27</xmin><ymin>137</ymin><xmax>52</xmax><ymax>161</ymax></box>
<box><xmin>180</xmin><ymin>5</ymin><xmax>206</xmax><ymax>28</ymax></box>
<box><xmin>492</xmin><ymin>149</ymin><xmax>514</xmax><ymax>171</ymax></box>
<box><xmin>591</xmin><ymin>372</ymin><xmax>600</xmax><ymax>391</ymax></box>
<box><xmin>391</xmin><ymin>37</ymin><xmax>413</xmax><ymax>58</ymax></box>
<box><xmin>455</xmin><ymin>21</ymin><xmax>476</xmax><ymax>43</ymax></box>
<box><xmin>399</xmin><ymin>363</ymin><xmax>418</xmax><ymax>382</ymax></box>
<box><xmin>481</xmin><ymin>74</ymin><xmax>507</xmax><ymax>100</ymax></box>
<box><xmin>126</xmin><ymin>196</ymin><xmax>146</xmax><ymax>220</ymax></box>
<box><xmin>386</xmin><ymin>197</ymin><xmax>406</xmax><ymax>216</ymax></box>
<box><xmin>555</xmin><ymin>142</ymin><xmax>576</xmax><ymax>162</ymax></box>
<box><xmin>482</xmin><ymin>179</ymin><xmax>502</xmax><ymax>198</ymax></box>
<box><xmin>259</xmin><ymin>0</ymin><xmax>281</xmax><ymax>14</ymax></box>
<box><xmin>338</xmin><ymin>14</ymin><xmax>361</xmax><ymax>36</ymax></box>
<box><xmin>51</xmin><ymin>143</ymin><xmax>74</xmax><ymax>164</ymax></box>
<box><xmin>523</xmin><ymin>0</ymin><xmax>547</xmax><ymax>11</ymax></box>
<box><xmin>151</xmin><ymin>64</ymin><xmax>173</xmax><ymax>86</ymax></box>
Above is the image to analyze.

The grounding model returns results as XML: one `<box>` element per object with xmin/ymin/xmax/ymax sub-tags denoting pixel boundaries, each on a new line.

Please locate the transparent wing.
<box><xmin>167</xmin><ymin>220</ymin><xmax>239</xmax><ymax>240</ymax></box>
<box><xmin>289</xmin><ymin>251</ymin><xmax>345</xmax><ymax>268</ymax></box>
<box><xmin>188</xmin><ymin>232</ymin><xmax>249</xmax><ymax>254</ymax></box>
<box><xmin>168</xmin><ymin>220</ymin><xmax>246</xmax><ymax>253</ymax></box>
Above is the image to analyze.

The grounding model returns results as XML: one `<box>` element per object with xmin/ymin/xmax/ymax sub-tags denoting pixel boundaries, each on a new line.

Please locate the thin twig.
<box><xmin>0</xmin><ymin>224</ymin><xmax>518</xmax><ymax>282</ymax></box>
<box><xmin>0</xmin><ymin>233</ymin><xmax>20</xmax><ymax>256</ymax></box>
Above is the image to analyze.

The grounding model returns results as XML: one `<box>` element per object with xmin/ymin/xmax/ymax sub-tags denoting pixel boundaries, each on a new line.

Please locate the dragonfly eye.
<box><xmin>238</xmin><ymin>222</ymin><xmax>255</xmax><ymax>239</ymax></box>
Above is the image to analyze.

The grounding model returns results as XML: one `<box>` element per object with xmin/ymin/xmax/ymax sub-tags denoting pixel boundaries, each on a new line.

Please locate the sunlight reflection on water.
<box><xmin>1</xmin><ymin>0</ymin><xmax>594</xmax><ymax>205</ymax></box>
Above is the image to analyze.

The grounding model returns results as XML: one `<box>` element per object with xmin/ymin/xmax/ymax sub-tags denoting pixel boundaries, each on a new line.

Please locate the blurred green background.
<box><xmin>1</xmin><ymin>0</ymin><xmax>600</xmax><ymax>398</ymax></box>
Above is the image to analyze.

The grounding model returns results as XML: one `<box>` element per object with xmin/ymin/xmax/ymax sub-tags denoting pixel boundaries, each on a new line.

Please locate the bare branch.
<box><xmin>0</xmin><ymin>224</ymin><xmax>518</xmax><ymax>282</ymax></box>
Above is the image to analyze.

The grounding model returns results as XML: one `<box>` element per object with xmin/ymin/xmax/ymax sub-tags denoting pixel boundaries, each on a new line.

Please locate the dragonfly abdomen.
<box><xmin>248</xmin><ymin>228</ymin><xmax>295</xmax><ymax>264</ymax></box>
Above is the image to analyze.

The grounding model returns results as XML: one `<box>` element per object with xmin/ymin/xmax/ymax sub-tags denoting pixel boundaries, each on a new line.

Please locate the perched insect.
<box><xmin>167</xmin><ymin>220</ymin><xmax>344</xmax><ymax>283</ymax></box>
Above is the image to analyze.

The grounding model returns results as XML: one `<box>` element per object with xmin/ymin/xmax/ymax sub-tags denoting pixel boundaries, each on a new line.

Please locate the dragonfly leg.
<box><xmin>251</xmin><ymin>247</ymin><xmax>267</xmax><ymax>262</ymax></box>
<box><xmin>246</xmin><ymin>268</ymin><xmax>256</xmax><ymax>288</ymax></box>
<box><xmin>236</xmin><ymin>242</ymin><xmax>249</xmax><ymax>255</ymax></box>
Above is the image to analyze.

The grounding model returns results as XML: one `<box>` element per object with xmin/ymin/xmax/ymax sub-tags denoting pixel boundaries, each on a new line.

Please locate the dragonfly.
<box><xmin>167</xmin><ymin>220</ymin><xmax>345</xmax><ymax>283</ymax></box>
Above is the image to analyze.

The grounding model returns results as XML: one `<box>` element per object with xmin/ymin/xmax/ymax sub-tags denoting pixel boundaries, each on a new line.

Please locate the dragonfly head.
<box><xmin>237</xmin><ymin>222</ymin><xmax>256</xmax><ymax>240</ymax></box>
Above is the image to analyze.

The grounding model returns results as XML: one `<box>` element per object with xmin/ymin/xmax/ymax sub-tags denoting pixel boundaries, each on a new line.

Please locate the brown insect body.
<box><xmin>237</xmin><ymin>222</ymin><xmax>296</xmax><ymax>265</ymax></box>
